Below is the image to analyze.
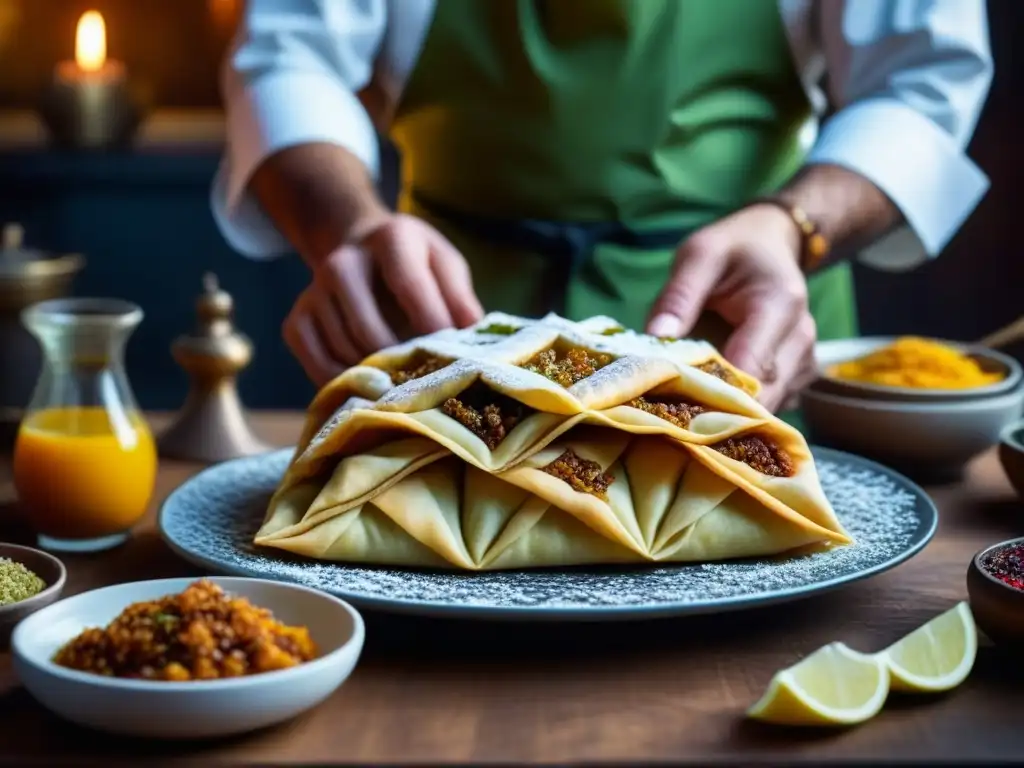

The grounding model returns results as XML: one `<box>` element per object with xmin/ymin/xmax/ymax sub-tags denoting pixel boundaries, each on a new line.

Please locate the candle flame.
<box><xmin>75</xmin><ymin>10</ymin><xmax>106</xmax><ymax>72</ymax></box>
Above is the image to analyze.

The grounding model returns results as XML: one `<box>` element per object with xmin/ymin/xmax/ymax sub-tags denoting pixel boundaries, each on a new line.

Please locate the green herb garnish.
<box><xmin>477</xmin><ymin>323</ymin><xmax>522</xmax><ymax>336</ymax></box>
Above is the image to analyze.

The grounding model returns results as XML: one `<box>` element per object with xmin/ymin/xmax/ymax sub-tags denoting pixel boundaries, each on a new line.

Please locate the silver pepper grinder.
<box><xmin>157</xmin><ymin>273</ymin><xmax>273</xmax><ymax>463</ymax></box>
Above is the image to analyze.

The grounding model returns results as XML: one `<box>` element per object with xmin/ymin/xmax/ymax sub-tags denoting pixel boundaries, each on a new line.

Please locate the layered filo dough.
<box><xmin>258</xmin><ymin>314</ymin><xmax>850</xmax><ymax>570</ymax></box>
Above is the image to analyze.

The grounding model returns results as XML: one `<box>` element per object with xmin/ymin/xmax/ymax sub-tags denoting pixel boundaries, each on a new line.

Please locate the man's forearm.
<box><xmin>776</xmin><ymin>163</ymin><xmax>904</xmax><ymax>271</ymax></box>
<box><xmin>249</xmin><ymin>143</ymin><xmax>390</xmax><ymax>269</ymax></box>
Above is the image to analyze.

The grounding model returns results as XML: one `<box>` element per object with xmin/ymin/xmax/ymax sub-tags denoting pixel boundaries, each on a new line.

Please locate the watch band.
<box><xmin>752</xmin><ymin>197</ymin><xmax>830</xmax><ymax>272</ymax></box>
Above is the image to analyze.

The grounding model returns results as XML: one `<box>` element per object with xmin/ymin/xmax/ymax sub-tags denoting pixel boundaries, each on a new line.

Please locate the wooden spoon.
<box><xmin>977</xmin><ymin>315</ymin><xmax>1024</xmax><ymax>350</ymax></box>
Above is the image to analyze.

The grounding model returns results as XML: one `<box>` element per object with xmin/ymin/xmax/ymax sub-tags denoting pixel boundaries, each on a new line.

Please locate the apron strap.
<box><xmin>413</xmin><ymin>192</ymin><xmax>688</xmax><ymax>313</ymax></box>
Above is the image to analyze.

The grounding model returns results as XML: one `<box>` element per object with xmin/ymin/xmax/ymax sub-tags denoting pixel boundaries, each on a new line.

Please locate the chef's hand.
<box><xmin>283</xmin><ymin>213</ymin><xmax>484</xmax><ymax>387</ymax></box>
<box><xmin>647</xmin><ymin>203</ymin><xmax>817</xmax><ymax>412</ymax></box>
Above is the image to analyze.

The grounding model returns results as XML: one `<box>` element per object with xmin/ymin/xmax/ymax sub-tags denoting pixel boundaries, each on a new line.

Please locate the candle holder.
<box><xmin>38</xmin><ymin>62</ymin><xmax>143</xmax><ymax>150</ymax></box>
<box><xmin>38</xmin><ymin>11</ymin><xmax>148</xmax><ymax>151</ymax></box>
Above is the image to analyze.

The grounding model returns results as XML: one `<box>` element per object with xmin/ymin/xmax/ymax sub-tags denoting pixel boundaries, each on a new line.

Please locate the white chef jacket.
<box><xmin>213</xmin><ymin>0</ymin><xmax>993</xmax><ymax>272</ymax></box>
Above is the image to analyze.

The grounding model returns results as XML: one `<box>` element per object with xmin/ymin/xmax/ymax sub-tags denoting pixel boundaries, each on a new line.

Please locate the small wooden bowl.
<box><xmin>967</xmin><ymin>537</ymin><xmax>1024</xmax><ymax>647</ymax></box>
<box><xmin>0</xmin><ymin>543</ymin><xmax>67</xmax><ymax>650</ymax></box>
<box><xmin>998</xmin><ymin>420</ymin><xmax>1024</xmax><ymax>499</ymax></box>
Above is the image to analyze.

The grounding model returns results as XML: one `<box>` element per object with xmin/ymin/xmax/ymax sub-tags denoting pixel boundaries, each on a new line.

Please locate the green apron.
<box><xmin>388</xmin><ymin>0</ymin><xmax>857</xmax><ymax>363</ymax></box>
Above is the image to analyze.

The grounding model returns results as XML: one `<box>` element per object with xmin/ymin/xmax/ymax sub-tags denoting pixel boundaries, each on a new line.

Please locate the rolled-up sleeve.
<box><xmin>212</xmin><ymin>0</ymin><xmax>387</xmax><ymax>259</ymax></box>
<box><xmin>808</xmin><ymin>0</ymin><xmax>993</xmax><ymax>270</ymax></box>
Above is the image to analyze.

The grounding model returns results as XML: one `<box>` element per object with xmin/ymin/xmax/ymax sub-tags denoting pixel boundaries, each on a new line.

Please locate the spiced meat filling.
<box><xmin>441</xmin><ymin>382</ymin><xmax>533</xmax><ymax>450</ymax></box>
<box><xmin>521</xmin><ymin>346</ymin><xmax>613</xmax><ymax>388</ymax></box>
<box><xmin>629</xmin><ymin>396</ymin><xmax>706</xmax><ymax>430</ymax></box>
<box><xmin>694</xmin><ymin>360</ymin><xmax>744</xmax><ymax>389</ymax></box>
<box><xmin>712</xmin><ymin>434</ymin><xmax>794</xmax><ymax>478</ymax></box>
<box><xmin>390</xmin><ymin>353</ymin><xmax>452</xmax><ymax>386</ymax></box>
<box><xmin>541</xmin><ymin>449</ymin><xmax>615</xmax><ymax>499</ymax></box>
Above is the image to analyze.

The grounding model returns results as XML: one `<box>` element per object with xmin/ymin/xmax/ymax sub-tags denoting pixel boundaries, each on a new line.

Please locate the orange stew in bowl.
<box><xmin>52</xmin><ymin>580</ymin><xmax>316</xmax><ymax>681</ymax></box>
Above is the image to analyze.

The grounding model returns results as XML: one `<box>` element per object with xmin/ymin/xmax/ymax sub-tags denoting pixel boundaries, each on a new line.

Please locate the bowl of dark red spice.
<box><xmin>0</xmin><ymin>542</ymin><xmax>66</xmax><ymax>649</ymax></box>
<box><xmin>967</xmin><ymin>537</ymin><xmax>1024</xmax><ymax>647</ymax></box>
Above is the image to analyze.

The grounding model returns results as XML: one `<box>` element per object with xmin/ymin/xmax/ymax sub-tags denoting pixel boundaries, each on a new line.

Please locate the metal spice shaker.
<box><xmin>156</xmin><ymin>273</ymin><xmax>272</xmax><ymax>463</ymax></box>
<box><xmin>0</xmin><ymin>224</ymin><xmax>84</xmax><ymax>448</ymax></box>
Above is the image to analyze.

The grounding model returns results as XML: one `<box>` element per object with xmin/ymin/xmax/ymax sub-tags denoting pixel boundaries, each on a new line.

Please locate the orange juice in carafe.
<box><xmin>13</xmin><ymin>298</ymin><xmax>156</xmax><ymax>552</ymax></box>
<box><xmin>14</xmin><ymin>406</ymin><xmax>156</xmax><ymax>543</ymax></box>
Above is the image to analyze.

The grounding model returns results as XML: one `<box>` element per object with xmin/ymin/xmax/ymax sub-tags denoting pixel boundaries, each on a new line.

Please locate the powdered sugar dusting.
<box><xmin>310</xmin><ymin>314</ymin><xmax>752</xmax><ymax>442</ymax></box>
<box><xmin>159</xmin><ymin>448</ymin><xmax>934</xmax><ymax>619</ymax></box>
<box><xmin>368</xmin><ymin>311</ymin><xmax>722</xmax><ymax>369</ymax></box>
<box><xmin>356</xmin><ymin>312</ymin><xmax>731</xmax><ymax>402</ymax></box>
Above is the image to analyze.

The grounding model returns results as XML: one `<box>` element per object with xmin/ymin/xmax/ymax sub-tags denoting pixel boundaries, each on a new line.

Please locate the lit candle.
<box><xmin>42</xmin><ymin>10</ymin><xmax>140</xmax><ymax>149</ymax></box>
<box><xmin>54</xmin><ymin>11</ymin><xmax>126</xmax><ymax>87</ymax></box>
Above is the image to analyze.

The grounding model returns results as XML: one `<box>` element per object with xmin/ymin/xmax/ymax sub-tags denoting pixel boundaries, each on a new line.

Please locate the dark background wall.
<box><xmin>0</xmin><ymin>0</ymin><xmax>1020</xmax><ymax>411</ymax></box>
<box><xmin>852</xmin><ymin>0</ymin><xmax>1022</xmax><ymax>347</ymax></box>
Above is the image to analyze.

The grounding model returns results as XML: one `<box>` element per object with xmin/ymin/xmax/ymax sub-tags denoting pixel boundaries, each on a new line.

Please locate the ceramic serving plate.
<box><xmin>11</xmin><ymin>577</ymin><xmax>365</xmax><ymax>739</ymax></box>
<box><xmin>158</xmin><ymin>447</ymin><xmax>938</xmax><ymax>622</ymax></box>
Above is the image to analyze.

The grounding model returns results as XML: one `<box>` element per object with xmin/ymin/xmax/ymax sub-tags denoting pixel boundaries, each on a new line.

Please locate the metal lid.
<box><xmin>171</xmin><ymin>272</ymin><xmax>252</xmax><ymax>369</ymax></box>
<box><xmin>196</xmin><ymin>272</ymin><xmax>236</xmax><ymax>332</ymax></box>
<box><xmin>0</xmin><ymin>224</ymin><xmax>85</xmax><ymax>281</ymax></box>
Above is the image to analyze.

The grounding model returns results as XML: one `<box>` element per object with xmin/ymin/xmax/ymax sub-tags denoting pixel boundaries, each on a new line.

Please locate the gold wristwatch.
<box><xmin>754</xmin><ymin>197</ymin><xmax>830</xmax><ymax>273</ymax></box>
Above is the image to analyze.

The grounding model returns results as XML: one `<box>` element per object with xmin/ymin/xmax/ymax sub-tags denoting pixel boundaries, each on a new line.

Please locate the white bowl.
<box><xmin>11</xmin><ymin>577</ymin><xmax>365</xmax><ymax>739</ymax></box>
<box><xmin>801</xmin><ymin>384</ymin><xmax>1024</xmax><ymax>475</ymax></box>
<box><xmin>814</xmin><ymin>337</ymin><xmax>1022</xmax><ymax>402</ymax></box>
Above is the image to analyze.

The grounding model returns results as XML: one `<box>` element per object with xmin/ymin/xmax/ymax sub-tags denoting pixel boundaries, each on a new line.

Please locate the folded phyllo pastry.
<box><xmin>258</xmin><ymin>313</ymin><xmax>849</xmax><ymax>570</ymax></box>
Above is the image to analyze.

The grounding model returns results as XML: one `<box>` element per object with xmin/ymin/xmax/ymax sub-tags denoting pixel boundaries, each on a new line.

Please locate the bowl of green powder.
<box><xmin>0</xmin><ymin>543</ymin><xmax>66</xmax><ymax>649</ymax></box>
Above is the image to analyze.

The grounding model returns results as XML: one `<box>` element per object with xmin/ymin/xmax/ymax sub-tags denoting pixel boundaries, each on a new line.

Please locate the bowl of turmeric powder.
<box><xmin>801</xmin><ymin>339</ymin><xmax>1024</xmax><ymax>476</ymax></box>
<box><xmin>801</xmin><ymin>383</ymin><xmax>1024</xmax><ymax>478</ymax></box>
<box><xmin>814</xmin><ymin>337</ymin><xmax>1021</xmax><ymax>402</ymax></box>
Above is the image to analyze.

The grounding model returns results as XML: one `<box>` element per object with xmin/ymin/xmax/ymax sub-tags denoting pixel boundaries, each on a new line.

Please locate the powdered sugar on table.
<box><xmin>159</xmin><ymin>448</ymin><xmax>935</xmax><ymax>619</ymax></box>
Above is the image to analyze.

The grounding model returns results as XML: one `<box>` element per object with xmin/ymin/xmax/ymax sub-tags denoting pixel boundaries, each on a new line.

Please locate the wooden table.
<box><xmin>1</xmin><ymin>411</ymin><xmax>1023</xmax><ymax>765</ymax></box>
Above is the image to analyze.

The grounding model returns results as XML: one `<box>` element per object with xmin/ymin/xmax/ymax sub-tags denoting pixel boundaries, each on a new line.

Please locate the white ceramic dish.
<box><xmin>801</xmin><ymin>383</ymin><xmax>1024</xmax><ymax>474</ymax></box>
<box><xmin>813</xmin><ymin>337</ymin><xmax>1021</xmax><ymax>402</ymax></box>
<box><xmin>11</xmin><ymin>577</ymin><xmax>365</xmax><ymax>739</ymax></box>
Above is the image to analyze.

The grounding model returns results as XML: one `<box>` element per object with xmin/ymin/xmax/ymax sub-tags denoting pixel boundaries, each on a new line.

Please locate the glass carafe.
<box><xmin>12</xmin><ymin>298</ymin><xmax>157</xmax><ymax>552</ymax></box>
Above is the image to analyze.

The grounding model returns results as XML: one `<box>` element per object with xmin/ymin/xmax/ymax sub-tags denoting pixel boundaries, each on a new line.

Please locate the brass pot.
<box><xmin>0</xmin><ymin>224</ymin><xmax>84</xmax><ymax>447</ymax></box>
